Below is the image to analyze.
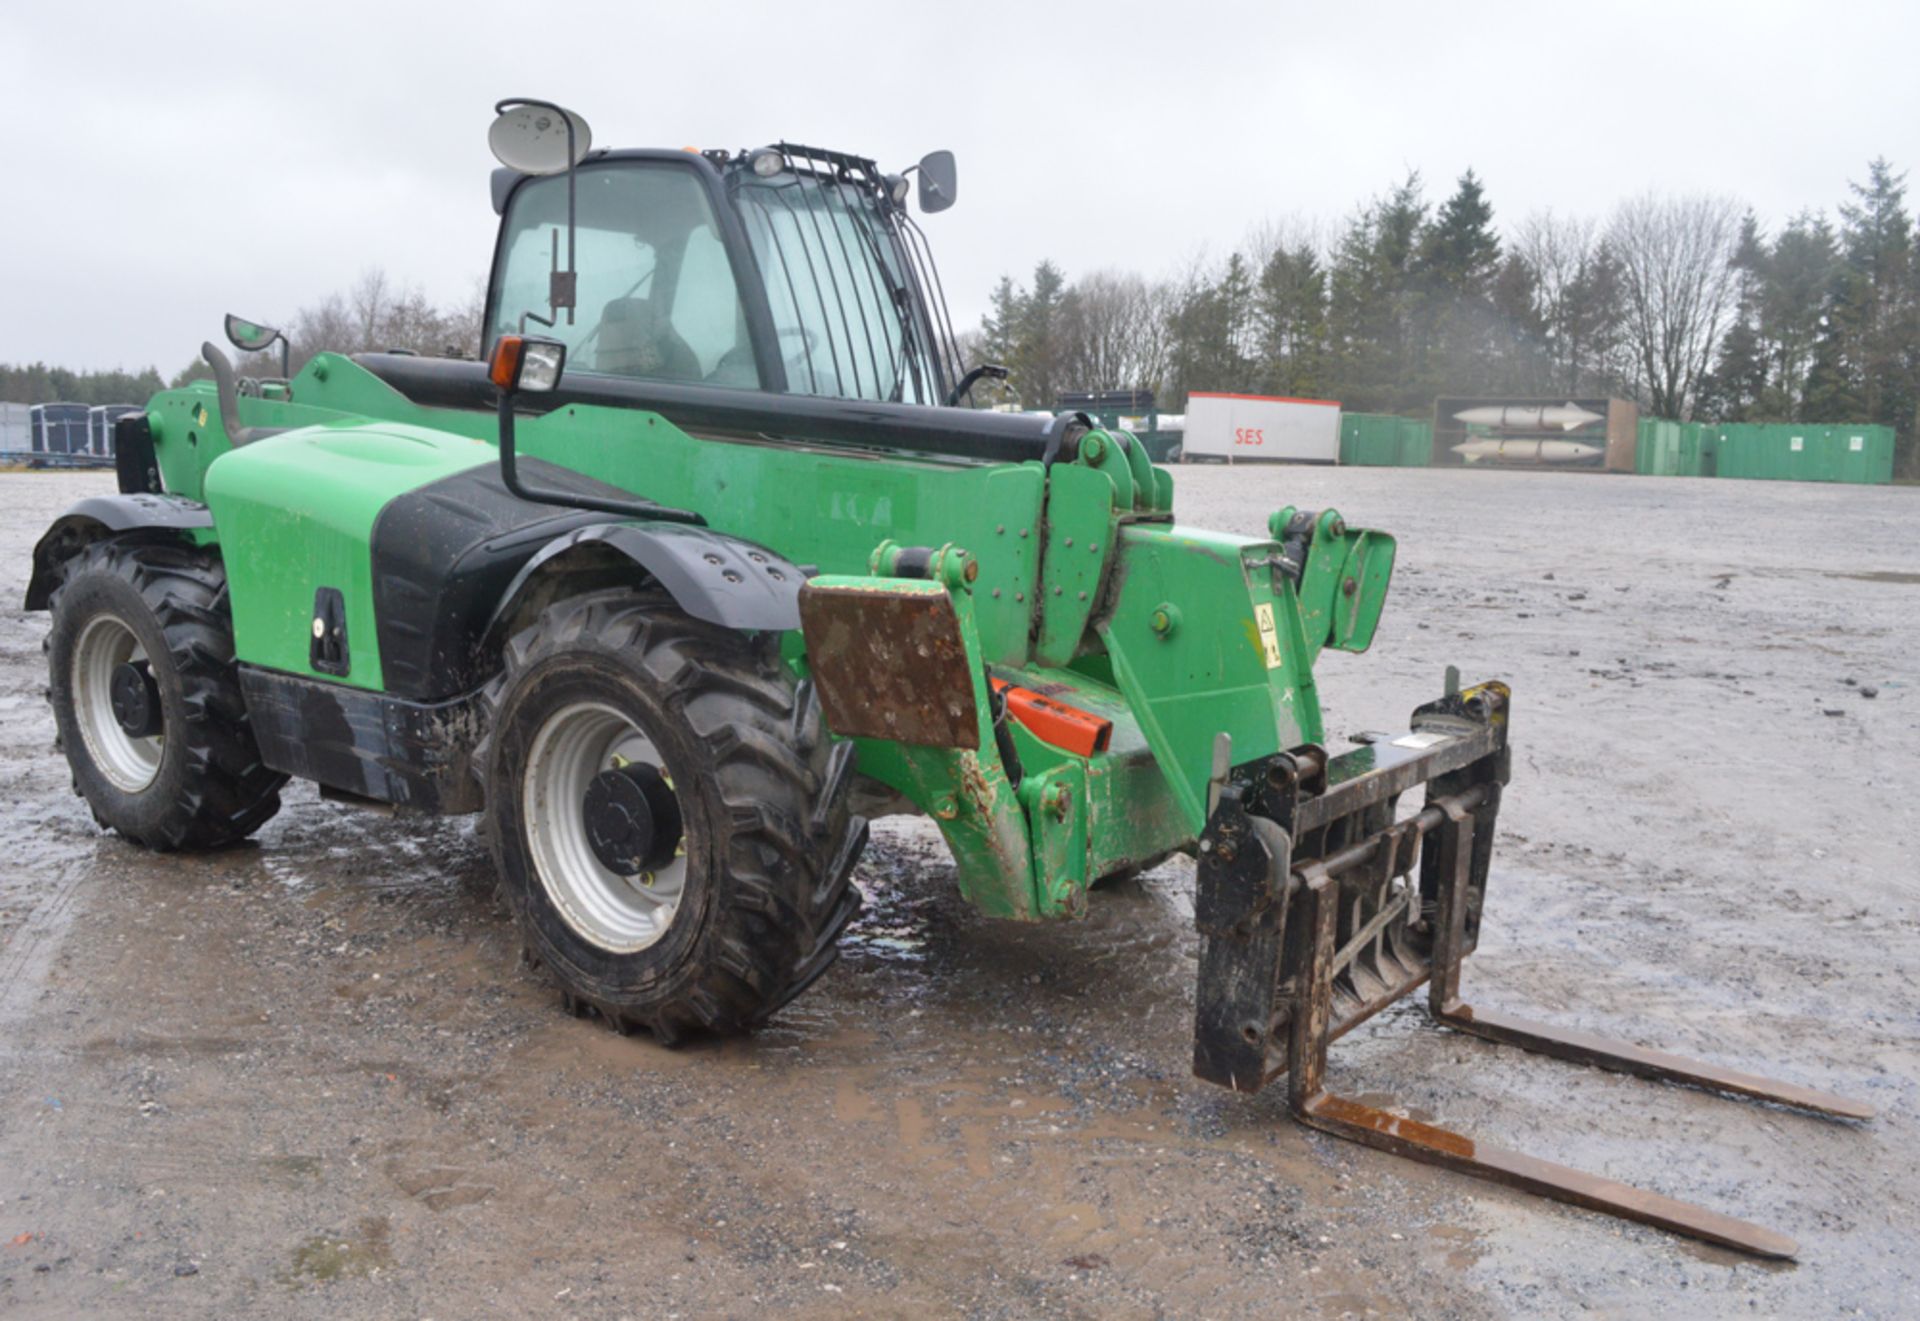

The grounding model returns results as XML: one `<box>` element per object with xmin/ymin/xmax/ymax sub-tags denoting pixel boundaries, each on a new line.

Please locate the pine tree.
<box><xmin>1805</xmin><ymin>159</ymin><xmax>1915</xmax><ymax>471</ymax></box>
<box><xmin>1009</xmin><ymin>261</ymin><xmax>1069</xmax><ymax>408</ymax></box>
<box><xmin>1700</xmin><ymin>214</ymin><xmax>1770</xmax><ymax>418</ymax></box>
<box><xmin>1760</xmin><ymin>214</ymin><xmax>1839</xmax><ymax>416</ymax></box>
<box><xmin>1418</xmin><ymin>171</ymin><xmax>1501</xmax><ymax>293</ymax></box>
<box><xmin>1414</xmin><ymin>171</ymin><xmax>1503</xmax><ymax>397</ymax></box>
<box><xmin>1488</xmin><ymin>253</ymin><xmax>1548</xmax><ymax>392</ymax></box>
<box><xmin>1256</xmin><ymin>242</ymin><xmax>1328</xmax><ymax>396</ymax></box>
<box><xmin>1327</xmin><ymin>173</ymin><xmax>1427</xmax><ymax>411</ymax></box>
<box><xmin>978</xmin><ymin>275</ymin><xmax>1022</xmax><ymax>365</ymax></box>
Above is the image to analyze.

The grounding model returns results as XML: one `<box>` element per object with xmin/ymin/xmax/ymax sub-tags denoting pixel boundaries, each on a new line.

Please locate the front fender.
<box><xmin>25</xmin><ymin>494</ymin><xmax>213</xmax><ymax>609</ymax></box>
<box><xmin>485</xmin><ymin>521</ymin><xmax>804</xmax><ymax>647</ymax></box>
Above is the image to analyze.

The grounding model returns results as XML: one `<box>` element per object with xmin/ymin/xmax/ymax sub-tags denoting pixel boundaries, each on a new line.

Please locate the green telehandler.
<box><xmin>29</xmin><ymin>99</ymin><xmax>1866</xmax><ymax>1257</ymax></box>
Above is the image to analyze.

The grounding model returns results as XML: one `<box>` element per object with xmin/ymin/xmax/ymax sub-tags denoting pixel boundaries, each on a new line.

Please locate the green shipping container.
<box><xmin>1708</xmin><ymin>423</ymin><xmax>1894</xmax><ymax>484</ymax></box>
<box><xmin>1340</xmin><ymin>413</ymin><xmax>1432</xmax><ymax>467</ymax></box>
<box><xmin>1635</xmin><ymin>419</ymin><xmax>1711</xmax><ymax>477</ymax></box>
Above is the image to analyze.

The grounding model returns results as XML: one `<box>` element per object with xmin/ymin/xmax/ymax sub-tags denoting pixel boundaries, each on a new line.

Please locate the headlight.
<box><xmin>519</xmin><ymin>340</ymin><xmax>567</xmax><ymax>392</ymax></box>
<box><xmin>488</xmin><ymin>335</ymin><xmax>568</xmax><ymax>393</ymax></box>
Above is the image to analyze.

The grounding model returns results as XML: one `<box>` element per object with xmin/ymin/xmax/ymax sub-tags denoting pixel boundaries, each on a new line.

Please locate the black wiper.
<box><xmin>838</xmin><ymin>188</ymin><xmax>928</xmax><ymax>404</ymax></box>
<box><xmin>763</xmin><ymin>183</ymin><xmax>850</xmax><ymax>395</ymax></box>
<box><xmin>798</xmin><ymin>171</ymin><xmax>888</xmax><ymax>399</ymax></box>
<box><xmin>882</xmin><ymin>303</ymin><xmax>913</xmax><ymax>404</ymax></box>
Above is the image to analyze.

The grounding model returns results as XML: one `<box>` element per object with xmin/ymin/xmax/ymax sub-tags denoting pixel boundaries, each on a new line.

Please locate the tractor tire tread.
<box><xmin>481</xmin><ymin>586</ymin><xmax>865</xmax><ymax>1039</ymax></box>
<box><xmin>46</xmin><ymin>538</ymin><xmax>286</xmax><ymax>850</ymax></box>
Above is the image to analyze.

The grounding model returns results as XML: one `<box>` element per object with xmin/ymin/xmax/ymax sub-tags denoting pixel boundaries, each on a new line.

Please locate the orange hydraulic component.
<box><xmin>990</xmin><ymin>678</ymin><xmax>1112</xmax><ymax>758</ymax></box>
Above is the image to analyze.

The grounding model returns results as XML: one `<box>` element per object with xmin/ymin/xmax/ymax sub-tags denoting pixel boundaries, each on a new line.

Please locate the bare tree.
<box><xmin>347</xmin><ymin>269</ymin><xmax>391</xmax><ymax>350</ymax></box>
<box><xmin>1513</xmin><ymin>210</ymin><xmax>1634</xmax><ymax>397</ymax></box>
<box><xmin>450</xmin><ymin>278</ymin><xmax>488</xmax><ymax>357</ymax></box>
<box><xmin>266</xmin><ymin>268</ymin><xmax>481</xmax><ymax>371</ymax></box>
<box><xmin>287</xmin><ymin>293</ymin><xmax>356</xmax><ymax>368</ymax></box>
<box><xmin>1607</xmin><ymin>194</ymin><xmax>1743</xmax><ymax>417</ymax></box>
<box><xmin>1058</xmin><ymin>270</ymin><xmax>1176</xmax><ymax>394</ymax></box>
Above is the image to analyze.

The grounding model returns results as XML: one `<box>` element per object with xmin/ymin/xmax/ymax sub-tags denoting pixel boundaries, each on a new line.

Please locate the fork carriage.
<box><xmin>1193</xmin><ymin>676</ymin><xmax>1870</xmax><ymax>1259</ymax></box>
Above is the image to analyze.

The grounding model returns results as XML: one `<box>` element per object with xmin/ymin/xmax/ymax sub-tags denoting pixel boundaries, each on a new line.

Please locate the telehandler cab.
<box><xmin>29</xmin><ymin>99</ymin><xmax>1867</xmax><ymax>1258</ymax></box>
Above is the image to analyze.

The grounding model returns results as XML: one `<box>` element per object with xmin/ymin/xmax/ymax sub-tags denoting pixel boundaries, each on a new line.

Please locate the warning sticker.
<box><xmin>1254</xmin><ymin>603</ymin><xmax>1283</xmax><ymax>669</ymax></box>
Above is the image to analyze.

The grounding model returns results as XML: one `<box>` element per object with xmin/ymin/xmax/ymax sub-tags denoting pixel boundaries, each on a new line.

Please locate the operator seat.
<box><xmin>594</xmin><ymin>296</ymin><xmax>702</xmax><ymax>382</ymax></box>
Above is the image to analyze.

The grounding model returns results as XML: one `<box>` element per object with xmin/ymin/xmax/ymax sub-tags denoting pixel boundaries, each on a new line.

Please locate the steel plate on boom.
<box><xmin>799</xmin><ymin>581</ymin><xmax>980</xmax><ymax>749</ymax></box>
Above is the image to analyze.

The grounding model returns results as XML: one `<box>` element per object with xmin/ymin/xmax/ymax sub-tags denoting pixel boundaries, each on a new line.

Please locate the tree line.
<box><xmin>0</xmin><ymin>363</ymin><xmax>166</xmax><ymax>408</ymax></box>
<box><xmin>7</xmin><ymin>164</ymin><xmax>1914</xmax><ymax>473</ymax></box>
<box><xmin>0</xmin><ymin>269</ymin><xmax>483</xmax><ymax>404</ymax></box>
<box><xmin>971</xmin><ymin>159</ymin><xmax>1918</xmax><ymax>472</ymax></box>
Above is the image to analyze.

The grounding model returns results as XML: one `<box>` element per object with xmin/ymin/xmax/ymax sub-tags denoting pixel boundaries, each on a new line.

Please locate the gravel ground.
<box><xmin>0</xmin><ymin>465</ymin><xmax>1914</xmax><ymax>1319</ymax></box>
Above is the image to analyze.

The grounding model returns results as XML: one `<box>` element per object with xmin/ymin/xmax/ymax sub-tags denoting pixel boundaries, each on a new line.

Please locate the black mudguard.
<box><xmin>25</xmin><ymin>494</ymin><xmax>214</xmax><ymax>610</ymax></box>
<box><xmin>486</xmin><ymin>521</ymin><xmax>804</xmax><ymax>645</ymax></box>
<box><xmin>370</xmin><ymin>457</ymin><xmax>803</xmax><ymax>702</ymax></box>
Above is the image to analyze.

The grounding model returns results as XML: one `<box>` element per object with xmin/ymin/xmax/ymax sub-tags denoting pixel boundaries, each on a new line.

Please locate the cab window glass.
<box><xmin>490</xmin><ymin>163</ymin><xmax>759</xmax><ymax>388</ymax></box>
<box><xmin>736</xmin><ymin>175</ymin><xmax>930</xmax><ymax>404</ymax></box>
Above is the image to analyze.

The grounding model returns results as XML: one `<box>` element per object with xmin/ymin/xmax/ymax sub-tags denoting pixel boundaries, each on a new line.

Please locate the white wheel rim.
<box><xmin>522</xmin><ymin>701</ymin><xmax>688</xmax><ymax>954</ymax></box>
<box><xmin>72</xmin><ymin>613</ymin><xmax>163</xmax><ymax>793</ymax></box>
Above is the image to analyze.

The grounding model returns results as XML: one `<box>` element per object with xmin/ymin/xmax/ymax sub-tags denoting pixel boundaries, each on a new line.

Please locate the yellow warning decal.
<box><xmin>1254</xmin><ymin>602</ymin><xmax>1283</xmax><ymax>669</ymax></box>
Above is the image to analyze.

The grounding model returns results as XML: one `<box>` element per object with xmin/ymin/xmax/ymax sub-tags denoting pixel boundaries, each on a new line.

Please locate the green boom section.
<box><xmin>508</xmin><ymin>403</ymin><xmax>1051</xmax><ymax>663</ymax></box>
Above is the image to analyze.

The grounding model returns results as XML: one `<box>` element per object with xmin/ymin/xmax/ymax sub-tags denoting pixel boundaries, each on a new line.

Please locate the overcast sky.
<box><xmin>5</xmin><ymin>0</ymin><xmax>1915</xmax><ymax>374</ymax></box>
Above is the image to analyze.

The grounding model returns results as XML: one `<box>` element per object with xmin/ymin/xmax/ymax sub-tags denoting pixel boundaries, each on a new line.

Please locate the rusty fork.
<box><xmin>1286</xmin><ymin>797</ymin><xmax>1872</xmax><ymax>1261</ymax></box>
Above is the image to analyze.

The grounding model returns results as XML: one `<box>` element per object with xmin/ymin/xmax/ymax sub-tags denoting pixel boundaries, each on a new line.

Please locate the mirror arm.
<box><xmin>200</xmin><ymin>343</ymin><xmax>283</xmax><ymax>447</ymax></box>
<box><xmin>563</xmin><ymin>116</ymin><xmax>577</xmax><ymax>325</ymax></box>
<box><xmin>494</xmin><ymin>97</ymin><xmax>581</xmax><ymax>327</ymax></box>
<box><xmin>947</xmin><ymin>362</ymin><xmax>1010</xmax><ymax>408</ymax></box>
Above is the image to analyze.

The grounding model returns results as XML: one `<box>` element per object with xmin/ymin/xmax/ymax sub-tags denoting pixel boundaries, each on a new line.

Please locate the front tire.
<box><xmin>46</xmin><ymin>540</ymin><xmax>286</xmax><ymax>849</ymax></box>
<box><xmin>482</xmin><ymin>588</ymin><xmax>865</xmax><ymax>1040</ymax></box>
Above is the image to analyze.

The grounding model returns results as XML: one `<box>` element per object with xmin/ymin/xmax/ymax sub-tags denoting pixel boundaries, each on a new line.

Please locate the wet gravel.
<box><xmin>0</xmin><ymin>466</ymin><xmax>1915</xmax><ymax>1318</ymax></box>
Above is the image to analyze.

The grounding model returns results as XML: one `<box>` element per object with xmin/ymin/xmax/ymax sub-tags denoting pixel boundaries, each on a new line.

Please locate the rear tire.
<box><xmin>481</xmin><ymin>587</ymin><xmax>865</xmax><ymax>1040</ymax></box>
<box><xmin>46</xmin><ymin>539</ymin><xmax>286</xmax><ymax>849</ymax></box>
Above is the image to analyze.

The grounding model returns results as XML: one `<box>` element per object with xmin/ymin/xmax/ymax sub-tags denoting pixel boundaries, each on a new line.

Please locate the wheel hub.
<box><xmin>109</xmin><ymin>660</ymin><xmax>162</xmax><ymax>738</ymax></box>
<box><xmin>583</xmin><ymin>762</ymin><xmax>682</xmax><ymax>876</ymax></box>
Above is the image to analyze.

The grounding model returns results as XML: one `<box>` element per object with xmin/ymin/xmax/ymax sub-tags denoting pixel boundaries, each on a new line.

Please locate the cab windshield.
<box><xmin>488</xmin><ymin>156</ymin><xmax>959</xmax><ymax>403</ymax></box>
<box><xmin>734</xmin><ymin>170</ymin><xmax>940</xmax><ymax>405</ymax></box>
<box><xmin>489</xmin><ymin>162</ymin><xmax>761</xmax><ymax>389</ymax></box>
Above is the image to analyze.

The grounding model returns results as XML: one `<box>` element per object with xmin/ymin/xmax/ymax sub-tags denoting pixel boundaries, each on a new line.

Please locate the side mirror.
<box><xmin>916</xmin><ymin>150</ymin><xmax>957</xmax><ymax>213</ymax></box>
<box><xmin>488</xmin><ymin>334</ymin><xmax>567</xmax><ymax>394</ymax></box>
<box><xmin>490</xmin><ymin>98</ymin><xmax>592</xmax><ymax>328</ymax></box>
<box><xmin>225</xmin><ymin>313</ymin><xmax>289</xmax><ymax>377</ymax></box>
<box><xmin>487</xmin><ymin>102</ymin><xmax>593</xmax><ymax>175</ymax></box>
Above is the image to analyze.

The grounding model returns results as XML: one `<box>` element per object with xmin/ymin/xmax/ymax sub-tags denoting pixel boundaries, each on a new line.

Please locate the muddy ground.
<box><xmin>0</xmin><ymin>465</ymin><xmax>1914</xmax><ymax>1319</ymax></box>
